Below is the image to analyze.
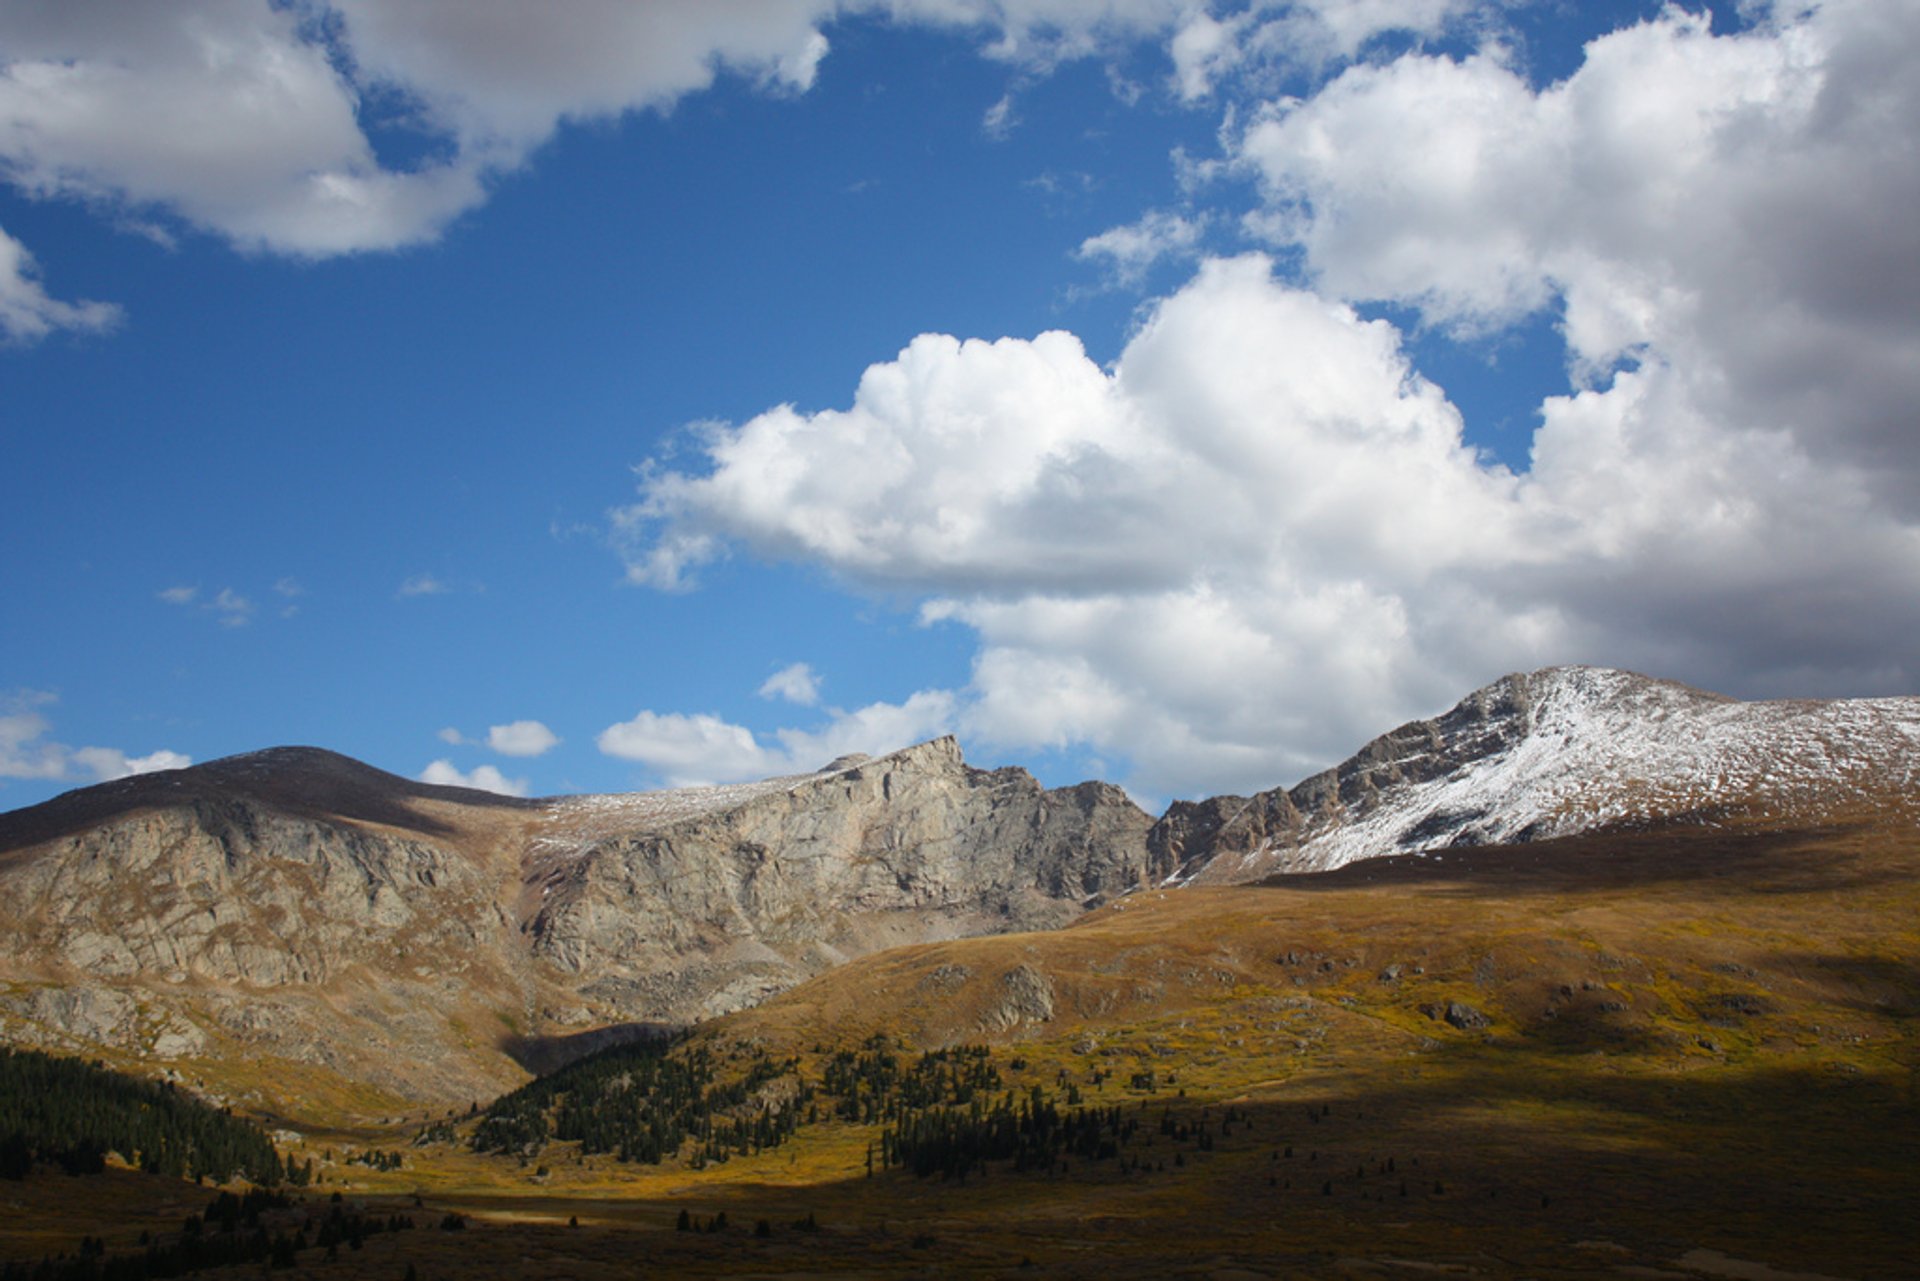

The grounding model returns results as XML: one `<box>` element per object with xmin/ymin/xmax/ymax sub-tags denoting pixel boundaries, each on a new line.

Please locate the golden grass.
<box><xmin>6</xmin><ymin>806</ymin><xmax>1917</xmax><ymax>1277</ymax></box>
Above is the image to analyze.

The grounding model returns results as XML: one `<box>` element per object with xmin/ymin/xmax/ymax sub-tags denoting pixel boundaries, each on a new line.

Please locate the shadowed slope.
<box><xmin>0</xmin><ymin>746</ymin><xmax>533</xmax><ymax>858</ymax></box>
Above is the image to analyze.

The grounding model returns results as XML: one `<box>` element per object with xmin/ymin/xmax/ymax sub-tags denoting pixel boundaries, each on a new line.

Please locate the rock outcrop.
<box><xmin>521</xmin><ymin>738</ymin><xmax>1151</xmax><ymax>1022</ymax></box>
<box><xmin>0</xmin><ymin>738</ymin><xmax>1151</xmax><ymax>1114</ymax></box>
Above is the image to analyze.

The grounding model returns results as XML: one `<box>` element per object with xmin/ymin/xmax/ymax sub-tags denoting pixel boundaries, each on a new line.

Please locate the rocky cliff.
<box><xmin>0</xmin><ymin>738</ymin><xmax>1152</xmax><ymax>1116</ymax></box>
<box><xmin>519</xmin><ymin>737</ymin><xmax>1152</xmax><ymax>1024</ymax></box>
<box><xmin>1151</xmin><ymin>665</ymin><xmax>1920</xmax><ymax>884</ymax></box>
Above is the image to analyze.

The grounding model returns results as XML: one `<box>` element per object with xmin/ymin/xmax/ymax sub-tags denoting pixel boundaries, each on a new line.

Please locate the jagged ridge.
<box><xmin>1152</xmin><ymin>665</ymin><xmax>1920</xmax><ymax>884</ymax></box>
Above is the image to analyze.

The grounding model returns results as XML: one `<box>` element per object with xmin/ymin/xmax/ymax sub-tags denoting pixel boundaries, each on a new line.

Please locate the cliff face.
<box><xmin>0</xmin><ymin>738</ymin><xmax>1152</xmax><ymax>1116</ymax></box>
<box><xmin>0</xmin><ymin>800</ymin><xmax>491</xmax><ymax>985</ymax></box>
<box><xmin>523</xmin><ymin>740</ymin><xmax>1152</xmax><ymax>1021</ymax></box>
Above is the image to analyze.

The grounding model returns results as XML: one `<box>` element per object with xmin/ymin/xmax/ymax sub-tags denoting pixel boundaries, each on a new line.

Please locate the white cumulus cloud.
<box><xmin>0</xmin><ymin>1</ymin><xmax>846</xmax><ymax>259</ymax></box>
<box><xmin>620</xmin><ymin>222</ymin><xmax>1920</xmax><ymax>795</ymax></box>
<box><xmin>0</xmin><ymin>225</ymin><xmax>120</xmax><ymax>343</ymax></box>
<box><xmin>1077</xmin><ymin>208</ymin><xmax>1205</xmax><ymax>285</ymax></box>
<box><xmin>419</xmin><ymin>759</ymin><xmax>529</xmax><ymax>797</ymax></box>
<box><xmin>1233</xmin><ymin>1</ymin><xmax>1920</xmax><ymax>499</ymax></box>
<box><xmin>758</xmin><ymin>662</ymin><xmax>823</xmax><ymax>706</ymax></box>
<box><xmin>70</xmin><ymin>746</ymin><xmax>193</xmax><ymax>781</ymax></box>
<box><xmin>486</xmin><ymin>719</ymin><xmax>560</xmax><ymax>757</ymax></box>
<box><xmin>597</xmin><ymin>689</ymin><xmax>954</xmax><ymax>788</ymax></box>
<box><xmin>0</xmin><ymin>691</ymin><xmax>191</xmax><ymax>786</ymax></box>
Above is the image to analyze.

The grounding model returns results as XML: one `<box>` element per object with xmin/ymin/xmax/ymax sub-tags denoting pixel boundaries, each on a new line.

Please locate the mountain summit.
<box><xmin>1150</xmin><ymin>665</ymin><xmax>1920</xmax><ymax>884</ymax></box>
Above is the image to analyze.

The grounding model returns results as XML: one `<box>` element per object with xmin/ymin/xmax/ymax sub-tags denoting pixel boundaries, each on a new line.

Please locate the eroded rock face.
<box><xmin>982</xmin><ymin>964</ymin><xmax>1056</xmax><ymax>1033</ymax></box>
<box><xmin>0</xmin><ymin>738</ymin><xmax>1152</xmax><ymax>1111</ymax></box>
<box><xmin>521</xmin><ymin>739</ymin><xmax>1152</xmax><ymax>1022</ymax></box>
<box><xmin>1</xmin><ymin>800</ymin><xmax>487</xmax><ymax>985</ymax></box>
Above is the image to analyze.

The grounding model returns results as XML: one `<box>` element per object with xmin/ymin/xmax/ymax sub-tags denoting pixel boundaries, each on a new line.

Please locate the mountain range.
<box><xmin>0</xmin><ymin>665</ymin><xmax>1914</xmax><ymax>1120</ymax></box>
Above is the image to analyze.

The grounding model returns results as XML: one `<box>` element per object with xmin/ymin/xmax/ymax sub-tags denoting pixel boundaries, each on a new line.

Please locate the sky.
<box><xmin>3</xmin><ymin>0</ymin><xmax>1918</xmax><ymax>812</ymax></box>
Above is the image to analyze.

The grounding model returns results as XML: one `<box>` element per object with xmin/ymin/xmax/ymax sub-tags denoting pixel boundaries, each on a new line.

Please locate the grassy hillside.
<box><xmin>3</xmin><ymin>801</ymin><xmax>1915</xmax><ymax>1278</ymax></box>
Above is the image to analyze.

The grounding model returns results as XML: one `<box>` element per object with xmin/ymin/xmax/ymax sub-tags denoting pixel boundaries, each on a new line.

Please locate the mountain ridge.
<box><xmin>1150</xmin><ymin>664</ymin><xmax>1920</xmax><ymax>884</ymax></box>
<box><xmin>2</xmin><ymin>665</ymin><xmax>1915</xmax><ymax>1119</ymax></box>
<box><xmin>0</xmin><ymin>734</ymin><xmax>1153</xmax><ymax>1115</ymax></box>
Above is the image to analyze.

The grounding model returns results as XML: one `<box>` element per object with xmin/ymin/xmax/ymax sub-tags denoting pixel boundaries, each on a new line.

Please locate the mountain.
<box><xmin>3</xmin><ymin>667</ymin><xmax>1916</xmax><ymax>1276</ymax></box>
<box><xmin>3</xmin><ymin>664</ymin><xmax>1914</xmax><ymax>1120</ymax></box>
<box><xmin>1150</xmin><ymin>665</ymin><xmax>1920</xmax><ymax>884</ymax></box>
<box><xmin>589</xmin><ymin>791</ymin><xmax>1915</xmax><ymax>1280</ymax></box>
<box><xmin>0</xmin><ymin>738</ymin><xmax>1151</xmax><ymax>1116</ymax></box>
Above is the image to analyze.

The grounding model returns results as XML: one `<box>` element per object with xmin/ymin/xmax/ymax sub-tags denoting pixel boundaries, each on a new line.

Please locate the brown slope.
<box><xmin>702</xmin><ymin>795</ymin><xmax>1920</xmax><ymax>1056</ymax></box>
<box><xmin>479</xmin><ymin>797</ymin><xmax>1913</xmax><ymax>1278</ymax></box>
<box><xmin>0</xmin><ymin>746</ymin><xmax>537</xmax><ymax>858</ymax></box>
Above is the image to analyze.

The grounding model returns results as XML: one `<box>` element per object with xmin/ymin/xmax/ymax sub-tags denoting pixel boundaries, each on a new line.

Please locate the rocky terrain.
<box><xmin>3</xmin><ymin>665</ymin><xmax>1917</xmax><ymax>1277</ymax></box>
<box><xmin>2</xmin><ymin>664</ymin><xmax>1914</xmax><ymax>1119</ymax></box>
<box><xmin>1150</xmin><ymin>665</ymin><xmax>1920</xmax><ymax>884</ymax></box>
<box><xmin>517</xmin><ymin>737</ymin><xmax>1150</xmax><ymax>1030</ymax></box>
<box><xmin>0</xmin><ymin>738</ymin><xmax>1151</xmax><ymax>1113</ymax></box>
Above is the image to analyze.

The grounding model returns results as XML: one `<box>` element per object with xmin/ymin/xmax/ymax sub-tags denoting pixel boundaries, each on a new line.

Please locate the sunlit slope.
<box><xmin>573</xmin><ymin>800</ymin><xmax>1914</xmax><ymax>1278</ymax></box>
<box><xmin>6</xmin><ymin>799</ymin><xmax>1914</xmax><ymax>1279</ymax></box>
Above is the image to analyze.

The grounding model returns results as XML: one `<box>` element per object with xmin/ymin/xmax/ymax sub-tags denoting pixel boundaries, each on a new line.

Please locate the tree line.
<box><xmin>469</xmin><ymin>1037</ymin><xmax>805</xmax><ymax>1168</ymax></box>
<box><xmin>0</xmin><ymin>1046</ymin><xmax>297</xmax><ymax>1187</ymax></box>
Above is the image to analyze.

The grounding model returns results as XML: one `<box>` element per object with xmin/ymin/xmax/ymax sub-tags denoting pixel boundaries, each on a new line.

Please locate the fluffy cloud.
<box><xmin>0</xmin><ymin>1</ymin><xmax>475</xmax><ymax>257</ymax></box>
<box><xmin>0</xmin><ymin>225</ymin><xmax>120</xmax><ymax>343</ymax></box>
<box><xmin>0</xmin><ymin>0</ymin><xmax>1506</xmax><ymax>270</ymax></box>
<box><xmin>486</xmin><ymin>719</ymin><xmax>560</xmax><ymax>757</ymax></box>
<box><xmin>623</xmin><ymin>254</ymin><xmax>1521</xmax><ymax>597</ymax></box>
<box><xmin>594</xmin><ymin>711</ymin><xmax>771</xmax><ymax>787</ymax></box>
<box><xmin>69</xmin><ymin>747</ymin><xmax>194</xmax><ymax>781</ymax></box>
<box><xmin>435</xmin><ymin>719</ymin><xmax>560</xmax><ymax>757</ymax></box>
<box><xmin>0</xmin><ymin>692</ymin><xmax>191</xmax><ymax>786</ymax></box>
<box><xmin>619</xmin><ymin>256</ymin><xmax>1532</xmax><ymax>789</ymax></box>
<box><xmin>1077</xmin><ymin>209</ymin><xmax>1205</xmax><ymax>284</ymax></box>
<box><xmin>1235</xmin><ymin>1</ymin><xmax>1920</xmax><ymax>498</ymax></box>
<box><xmin>418</xmin><ymin>759</ymin><xmax>529</xmax><ymax>797</ymax></box>
<box><xmin>0</xmin><ymin>1</ymin><xmax>842</xmax><ymax>258</ymax></box>
<box><xmin>622</xmin><ymin>206</ymin><xmax>1920</xmax><ymax>795</ymax></box>
<box><xmin>759</xmin><ymin>662</ymin><xmax>823</xmax><ymax>706</ymax></box>
<box><xmin>597</xmin><ymin>690</ymin><xmax>954</xmax><ymax>787</ymax></box>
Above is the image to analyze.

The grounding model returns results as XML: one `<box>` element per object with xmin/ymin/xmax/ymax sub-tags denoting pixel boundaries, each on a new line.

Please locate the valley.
<box><xmin>1</xmin><ymin>669</ymin><xmax>1915</xmax><ymax>1277</ymax></box>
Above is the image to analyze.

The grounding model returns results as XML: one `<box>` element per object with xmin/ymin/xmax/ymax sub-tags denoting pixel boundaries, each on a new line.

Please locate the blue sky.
<box><xmin>4</xmin><ymin>0</ymin><xmax>1917</xmax><ymax>811</ymax></box>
